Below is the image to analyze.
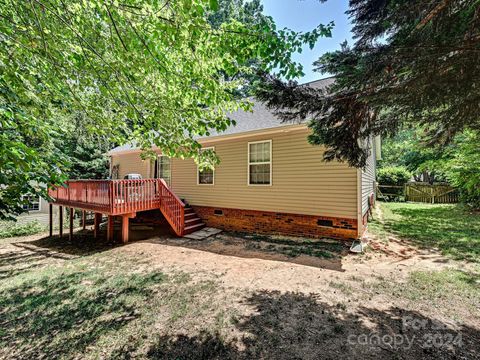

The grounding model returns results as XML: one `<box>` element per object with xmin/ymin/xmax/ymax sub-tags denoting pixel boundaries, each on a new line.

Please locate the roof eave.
<box><xmin>107</xmin><ymin>123</ymin><xmax>308</xmax><ymax>156</ymax></box>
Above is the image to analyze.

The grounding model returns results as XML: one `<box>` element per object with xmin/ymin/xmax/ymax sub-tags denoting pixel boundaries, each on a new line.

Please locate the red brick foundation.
<box><xmin>191</xmin><ymin>206</ymin><xmax>358</xmax><ymax>240</ymax></box>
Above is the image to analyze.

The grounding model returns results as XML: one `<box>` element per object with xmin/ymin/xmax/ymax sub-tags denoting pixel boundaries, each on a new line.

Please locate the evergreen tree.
<box><xmin>256</xmin><ymin>0</ymin><xmax>480</xmax><ymax>167</ymax></box>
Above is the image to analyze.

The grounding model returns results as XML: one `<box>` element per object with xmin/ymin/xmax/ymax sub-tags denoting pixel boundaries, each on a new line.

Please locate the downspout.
<box><xmin>356</xmin><ymin>168</ymin><xmax>363</xmax><ymax>239</ymax></box>
<box><xmin>109</xmin><ymin>156</ymin><xmax>113</xmax><ymax>179</ymax></box>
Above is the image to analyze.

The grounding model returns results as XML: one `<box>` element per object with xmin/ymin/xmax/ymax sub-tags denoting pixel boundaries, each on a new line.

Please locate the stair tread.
<box><xmin>184</xmin><ymin>223</ymin><xmax>205</xmax><ymax>230</ymax></box>
<box><xmin>160</xmin><ymin>199</ymin><xmax>204</xmax><ymax>235</ymax></box>
<box><xmin>185</xmin><ymin>217</ymin><xmax>202</xmax><ymax>224</ymax></box>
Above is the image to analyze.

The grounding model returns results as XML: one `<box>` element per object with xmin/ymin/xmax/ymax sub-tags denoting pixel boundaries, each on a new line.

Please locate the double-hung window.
<box><xmin>158</xmin><ymin>155</ymin><xmax>171</xmax><ymax>187</ymax></box>
<box><xmin>197</xmin><ymin>147</ymin><xmax>214</xmax><ymax>185</ymax></box>
<box><xmin>248</xmin><ymin>140</ymin><xmax>272</xmax><ymax>185</ymax></box>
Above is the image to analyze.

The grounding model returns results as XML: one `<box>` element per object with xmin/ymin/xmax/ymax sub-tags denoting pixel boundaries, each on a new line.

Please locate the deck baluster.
<box><xmin>48</xmin><ymin>179</ymin><xmax>185</xmax><ymax>236</ymax></box>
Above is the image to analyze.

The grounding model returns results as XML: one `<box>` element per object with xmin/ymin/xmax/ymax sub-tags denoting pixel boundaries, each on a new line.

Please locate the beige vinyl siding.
<box><xmin>361</xmin><ymin>139</ymin><xmax>376</xmax><ymax>215</ymax></box>
<box><xmin>110</xmin><ymin>152</ymin><xmax>151</xmax><ymax>179</ymax></box>
<box><xmin>171</xmin><ymin>128</ymin><xmax>358</xmax><ymax>219</ymax></box>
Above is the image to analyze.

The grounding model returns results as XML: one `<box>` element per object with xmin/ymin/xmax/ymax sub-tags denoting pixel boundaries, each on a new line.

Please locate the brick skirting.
<box><xmin>191</xmin><ymin>206</ymin><xmax>358</xmax><ymax>240</ymax></box>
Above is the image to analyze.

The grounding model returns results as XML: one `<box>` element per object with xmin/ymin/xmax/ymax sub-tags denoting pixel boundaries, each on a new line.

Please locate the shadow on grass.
<box><xmin>376</xmin><ymin>203</ymin><xmax>480</xmax><ymax>262</ymax></box>
<box><xmin>0</xmin><ymin>251</ymin><xmax>63</xmax><ymax>280</ymax></box>
<box><xmin>11</xmin><ymin>221</ymin><xmax>172</xmax><ymax>257</ymax></box>
<box><xmin>0</xmin><ymin>265</ymin><xmax>167</xmax><ymax>359</ymax></box>
<box><xmin>0</xmin><ymin>231</ymin><xmax>118</xmax><ymax>281</ymax></box>
<box><xmin>15</xmin><ymin>230</ymin><xmax>119</xmax><ymax>256</ymax></box>
<box><xmin>146</xmin><ymin>290</ymin><xmax>480</xmax><ymax>360</ymax></box>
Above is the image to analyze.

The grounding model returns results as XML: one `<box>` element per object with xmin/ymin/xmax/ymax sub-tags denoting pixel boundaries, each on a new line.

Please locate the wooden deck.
<box><xmin>48</xmin><ymin>179</ymin><xmax>186</xmax><ymax>241</ymax></box>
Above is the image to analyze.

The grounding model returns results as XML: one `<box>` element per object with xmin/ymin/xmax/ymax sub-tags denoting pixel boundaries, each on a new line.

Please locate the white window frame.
<box><xmin>21</xmin><ymin>195</ymin><xmax>41</xmax><ymax>212</ymax></box>
<box><xmin>157</xmin><ymin>155</ymin><xmax>172</xmax><ymax>186</ymax></box>
<box><xmin>197</xmin><ymin>147</ymin><xmax>215</xmax><ymax>186</ymax></box>
<box><xmin>247</xmin><ymin>140</ymin><xmax>272</xmax><ymax>186</ymax></box>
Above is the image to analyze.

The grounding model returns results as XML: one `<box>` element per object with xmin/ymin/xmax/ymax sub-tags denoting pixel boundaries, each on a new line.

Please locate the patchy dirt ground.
<box><xmin>1</xmin><ymin>213</ymin><xmax>479</xmax><ymax>359</ymax></box>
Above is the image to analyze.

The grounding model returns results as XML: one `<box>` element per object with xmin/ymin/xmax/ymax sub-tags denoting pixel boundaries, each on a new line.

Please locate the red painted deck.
<box><xmin>48</xmin><ymin>179</ymin><xmax>185</xmax><ymax>237</ymax></box>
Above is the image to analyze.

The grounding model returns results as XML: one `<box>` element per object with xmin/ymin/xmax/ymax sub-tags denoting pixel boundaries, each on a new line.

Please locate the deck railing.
<box><xmin>158</xmin><ymin>179</ymin><xmax>185</xmax><ymax>236</ymax></box>
<box><xmin>48</xmin><ymin>179</ymin><xmax>186</xmax><ymax>236</ymax></box>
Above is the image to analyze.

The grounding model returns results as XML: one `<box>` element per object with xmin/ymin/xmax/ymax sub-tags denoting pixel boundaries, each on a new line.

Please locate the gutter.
<box><xmin>108</xmin><ymin>123</ymin><xmax>308</xmax><ymax>156</ymax></box>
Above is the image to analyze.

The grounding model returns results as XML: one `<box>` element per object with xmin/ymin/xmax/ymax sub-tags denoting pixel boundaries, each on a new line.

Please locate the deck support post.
<box><xmin>94</xmin><ymin>213</ymin><xmax>102</xmax><ymax>239</ymax></box>
<box><xmin>69</xmin><ymin>207</ymin><xmax>74</xmax><ymax>241</ymax></box>
<box><xmin>59</xmin><ymin>206</ymin><xmax>63</xmax><ymax>238</ymax></box>
<box><xmin>107</xmin><ymin>216</ymin><xmax>114</xmax><ymax>242</ymax></box>
<box><xmin>82</xmin><ymin>210</ymin><xmax>86</xmax><ymax>230</ymax></box>
<box><xmin>121</xmin><ymin>215</ymin><xmax>129</xmax><ymax>244</ymax></box>
<box><xmin>49</xmin><ymin>204</ymin><xmax>53</xmax><ymax>238</ymax></box>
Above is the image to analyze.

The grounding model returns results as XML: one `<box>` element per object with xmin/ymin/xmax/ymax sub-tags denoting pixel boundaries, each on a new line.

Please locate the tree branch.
<box><xmin>416</xmin><ymin>0</ymin><xmax>452</xmax><ymax>30</ymax></box>
<box><xmin>105</xmin><ymin>3</ymin><xmax>129</xmax><ymax>52</ymax></box>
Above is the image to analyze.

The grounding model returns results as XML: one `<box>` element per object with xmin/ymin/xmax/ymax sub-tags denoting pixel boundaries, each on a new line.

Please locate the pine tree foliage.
<box><xmin>255</xmin><ymin>0</ymin><xmax>480</xmax><ymax>168</ymax></box>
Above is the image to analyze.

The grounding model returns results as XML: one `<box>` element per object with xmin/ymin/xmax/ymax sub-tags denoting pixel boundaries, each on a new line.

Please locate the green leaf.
<box><xmin>209</xmin><ymin>0</ymin><xmax>219</xmax><ymax>11</ymax></box>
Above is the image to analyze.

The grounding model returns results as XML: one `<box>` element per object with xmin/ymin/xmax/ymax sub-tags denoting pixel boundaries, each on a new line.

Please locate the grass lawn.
<box><xmin>370</xmin><ymin>202</ymin><xmax>480</xmax><ymax>262</ymax></box>
<box><xmin>0</xmin><ymin>243</ymin><xmax>223</xmax><ymax>359</ymax></box>
<box><xmin>0</xmin><ymin>204</ymin><xmax>479</xmax><ymax>359</ymax></box>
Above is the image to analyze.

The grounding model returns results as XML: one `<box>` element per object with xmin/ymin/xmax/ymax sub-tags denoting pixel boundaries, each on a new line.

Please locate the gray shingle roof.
<box><xmin>108</xmin><ymin>77</ymin><xmax>334</xmax><ymax>154</ymax></box>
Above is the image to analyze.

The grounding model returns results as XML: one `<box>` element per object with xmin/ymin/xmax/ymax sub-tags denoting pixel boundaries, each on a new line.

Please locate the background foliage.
<box><xmin>379</xmin><ymin>128</ymin><xmax>480</xmax><ymax>208</ymax></box>
<box><xmin>0</xmin><ymin>0</ymin><xmax>331</xmax><ymax>218</ymax></box>
<box><xmin>255</xmin><ymin>0</ymin><xmax>480</xmax><ymax>168</ymax></box>
<box><xmin>377</xmin><ymin>166</ymin><xmax>412</xmax><ymax>187</ymax></box>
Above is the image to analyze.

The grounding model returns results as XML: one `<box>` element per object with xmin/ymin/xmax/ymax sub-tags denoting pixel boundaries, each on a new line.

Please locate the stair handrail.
<box><xmin>158</xmin><ymin>179</ymin><xmax>185</xmax><ymax>236</ymax></box>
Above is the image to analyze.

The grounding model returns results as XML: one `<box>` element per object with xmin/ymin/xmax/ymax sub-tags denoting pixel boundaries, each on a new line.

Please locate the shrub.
<box><xmin>377</xmin><ymin>166</ymin><xmax>412</xmax><ymax>186</ymax></box>
<box><xmin>0</xmin><ymin>220</ymin><xmax>44</xmax><ymax>238</ymax></box>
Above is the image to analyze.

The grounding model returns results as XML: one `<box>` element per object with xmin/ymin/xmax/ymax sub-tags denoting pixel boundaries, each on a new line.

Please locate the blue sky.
<box><xmin>261</xmin><ymin>0</ymin><xmax>353</xmax><ymax>83</ymax></box>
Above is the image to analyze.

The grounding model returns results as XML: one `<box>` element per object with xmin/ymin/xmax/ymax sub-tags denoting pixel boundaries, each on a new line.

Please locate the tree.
<box><xmin>380</xmin><ymin>128</ymin><xmax>446</xmax><ymax>183</ymax></box>
<box><xmin>0</xmin><ymin>107</ymin><xmax>68</xmax><ymax>219</ymax></box>
<box><xmin>379</xmin><ymin>126</ymin><xmax>480</xmax><ymax>208</ymax></box>
<box><xmin>207</xmin><ymin>0</ymin><xmax>275</xmax><ymax>97</ymax></box>
<box><xmin>60</xmin><ymin>112</ymin><xmax>112</xmax><ymax>180</ymax></box>
<box><xmin>0</xmin><ymin>0</ymin><xmax>332</xmax><ymax>218</ymax></box>
<box><xmin>255</xmin><ymin>0</ymin><xmax>480</xmax><ymax>168</ymax></box>
<box><xmin>207</xmin><ymin>0</ymin><xmax>267</xmax><ymax>29</ymax></box>
<box><xmin>420</xmin><ymin>130</ymin><xmax>480</xmax><ymax>208</ymax></box>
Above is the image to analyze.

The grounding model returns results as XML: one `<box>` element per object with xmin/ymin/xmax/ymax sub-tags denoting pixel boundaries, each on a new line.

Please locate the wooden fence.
<box><xmin>377</xmin><ymin>183</ymin><xmax>459</xmax><ymax>204</ymax></box>
<box><xmin>405</xmin><ymin>183</ymin><xmax>459</xmax><ymax>203</ymax></box>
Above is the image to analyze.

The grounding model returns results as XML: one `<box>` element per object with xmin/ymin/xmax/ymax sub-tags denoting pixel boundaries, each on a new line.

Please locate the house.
<box><xmin>105</xmin><ymin>78</ymin><xmax>379</xmax><ymax>241</ymax></box>
<box><xmin>11</xmin><ymin>193</ymin><xmax>61</xmax><ymax>226</ymax></box>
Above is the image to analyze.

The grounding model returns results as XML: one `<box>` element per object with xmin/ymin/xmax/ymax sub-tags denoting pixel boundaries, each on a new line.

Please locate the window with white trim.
<box><xmin>248</xmin><ymin>140</ymin><xmax>271</xmax><ymax>185</ymax></box>
<box><xmin>22</xmin><ymin>195</ymin><xmax>40</xmax><ymax>211</ymax></box>
<box><xmin>197</xmin><ymin>147</ymin><xmax>214</xmax><ymax>185</ymax></box>
<box><xmin>157</xmin><ymin>155</ymin><xmax>171</xmax><ymax>186</ymax></box>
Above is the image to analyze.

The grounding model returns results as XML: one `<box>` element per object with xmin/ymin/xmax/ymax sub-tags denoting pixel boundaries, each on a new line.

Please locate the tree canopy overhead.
<box><xmin>255</xmin><ymin>0</ymin><xmax>480</xmax><ymax>168</ymax></box>
<box><xmin>0</xmin><ymin>0</ymin><xmax>332</xmax><ymax>218</ymax></box>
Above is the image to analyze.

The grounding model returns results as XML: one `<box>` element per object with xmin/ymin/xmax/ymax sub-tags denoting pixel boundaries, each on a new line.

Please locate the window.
<box><xmin>197</xmin><ymin>147</ymin><xmax>214</xmax><ymax>185</ymax></box>
<box><xmin>157</xmin><ymin>156</ymin><xmax>171</xmax><ymax>186</ymax></box>
<box><xmin>111</xmin><ymin>164</ymin><xmax>120</xmax><ymax>180</ymax></box>
<box><xmin>248</xmin><ymin>140</ymin><xmax>272</xmax><ymax>185</ymax></box>
<box><xmin>22</xmin><ymin>195</ymin><xmax>40</xmax><ymax>211</ymax></box>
